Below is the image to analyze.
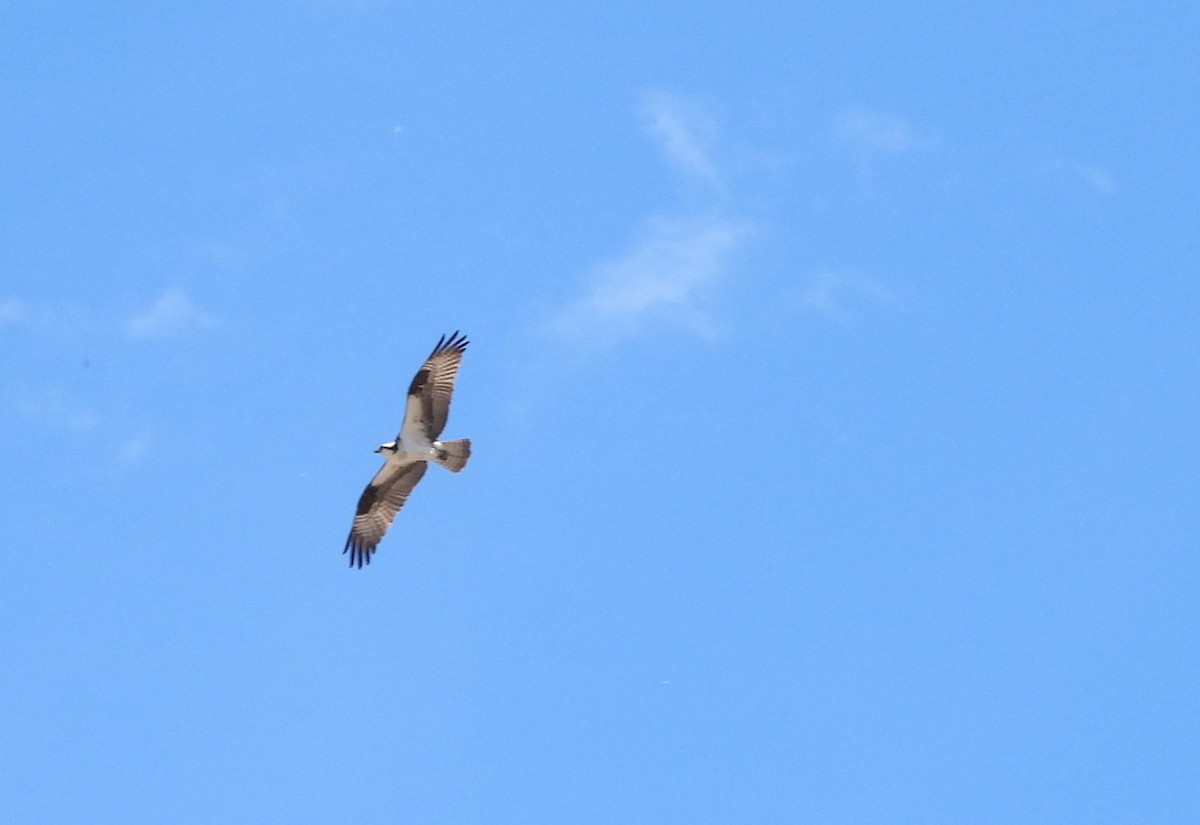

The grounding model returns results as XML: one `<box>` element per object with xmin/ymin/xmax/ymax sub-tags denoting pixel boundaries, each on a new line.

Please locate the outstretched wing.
<box><xmin>343</xmin><ymin>461</ymin><xmax>428</xmax><ymax>568</ymax></box>
<box><xmin>400</xmin><ymin>331</ymin><xmax>468</xmax><ymax>441</ymax></box>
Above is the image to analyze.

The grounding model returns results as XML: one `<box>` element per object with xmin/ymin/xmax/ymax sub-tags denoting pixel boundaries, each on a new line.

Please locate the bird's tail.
<box><xmin>433</xmin><ymin>438</ymin><xmax>471</xmax><ymax>472</ymax></box>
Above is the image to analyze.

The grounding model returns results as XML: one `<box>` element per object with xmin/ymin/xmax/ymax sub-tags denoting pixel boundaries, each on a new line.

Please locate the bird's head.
<box><xmin>375</xmin><ymin>440</ymin><xmax>398</xmax><ymax>455</ymax></box>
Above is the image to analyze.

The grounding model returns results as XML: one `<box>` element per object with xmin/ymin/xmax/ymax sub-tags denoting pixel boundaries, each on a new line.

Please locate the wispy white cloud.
<box><xmin>119</xmin><ymin>436</ymin><xmax>151</xmax><ymax>463</ymax></box>
<box><xmin>639</xmin><ymin>91</ymin><xmax>722</xmax><ymax>190</ymax></box>
<box><xmin>1075</xmin><ymin>164</ymin><xmax>1115</xmax><ymax>194</ymax></box>
<box><xmin>548</xmin><ymin>92</ymin><xmax>750</xmax><ymax>346</ymax></box>
<box><xmin>833</xmin><ymin>109</ymin><xmax>933</xmax><ymax>156</ymax></box>
<box><xmin>18</xmin><ymin>390</ymin><xmax>99</xmax><ymax>433</ymax></box>
<box><xmin>0</xmin><ymin>299</ymin><xmax>26</xmax><ymax>327</ymax></box>
<box><xmin>1050</xmin><ymin>158</ymin><xmax>1115</xmax><ymax>195</ymax></box>
<box><xmin>126</xmin><ymin>288</ymin><xmax>215</xmax><ymax>341</ymax></box>
<box><xmin>551</xmin><ymin>216</ymin><xmax>749</xmax><ymax>341</ymax></box>
<box><xmin>0</xmin><ymin>298</ymin><xmax>93</xmax><ymax>337</ymax></box>
<box><xmin>793</xmin><ymin>271</ymin><xmax>895</xmax><ymax>321</ymax></box>
<box><xmin>831</xmin><ymin>109</ymin><xmax>936</xmax><ymax>196</ymax></box>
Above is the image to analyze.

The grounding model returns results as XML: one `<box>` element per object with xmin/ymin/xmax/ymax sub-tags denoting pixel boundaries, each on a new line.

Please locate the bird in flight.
<box><xmin>343</xmin><ymin>331</ymin><xmax>472</xmax><ymax>568</ymax></box>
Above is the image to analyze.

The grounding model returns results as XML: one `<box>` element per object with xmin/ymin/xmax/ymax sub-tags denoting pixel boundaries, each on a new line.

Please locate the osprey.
<box><xmin>343</xmin><ymin>331</ymin><xmax>472</xmax><ymax>568</ymax></box>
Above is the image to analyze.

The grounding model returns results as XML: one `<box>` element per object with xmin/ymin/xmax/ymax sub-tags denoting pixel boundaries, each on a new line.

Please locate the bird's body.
<box><xmin>343</xmin><ymin>331</ymin><xmax>471</xmax><ymax>568</ymax></box>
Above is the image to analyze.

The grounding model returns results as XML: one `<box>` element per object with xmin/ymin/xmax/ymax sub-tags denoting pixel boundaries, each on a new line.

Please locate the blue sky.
<box><xmin>2</xmin><ymin>2</ymin><xmax>1198</xmax><ymax>822</ymax></box>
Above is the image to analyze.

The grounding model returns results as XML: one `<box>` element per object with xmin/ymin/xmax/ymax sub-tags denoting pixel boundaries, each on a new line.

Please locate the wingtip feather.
<box><xmin>430</xmin><ymin>330</ymin><xmax>468</xmax><ymax>357</ymax></box>
<box><xmin>344</xmin><ymin>536</ymin><xmax>372</xmax><ymax>569</ymax></box>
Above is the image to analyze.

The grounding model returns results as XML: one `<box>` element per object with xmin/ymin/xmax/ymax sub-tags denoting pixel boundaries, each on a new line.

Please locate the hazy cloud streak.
<box><xmin>549</xmin><ymin>92</ymin><xmax>749</xmax><ymax>345</ymax></box>
<box><xmin>0</xmin><ymin>299</ymin><xmax>28</xmax><ymax>327</ymax></box>
<box><xmin>794</xmin><ymin>271</ymin><xmax>895</xmax><ymax>321</ymax></box>
<box><xmin>19</xmin><ymin>390</ymin><xmax>99</xmax><ymax>433</ymax></box>
<box><xmin>834</xmin><ymin>109</ymin><xmax>932</xmax><ymax>156</ymax></box>
<box><xmin>640</xmin><ymin>92</ymin><xmax>722</xmax><ymax>190</ymax></box>
<box><xmin>1054</xmin><ymin>159</ymin><xmax>1115</xmax><ymax>195</ymax></box>
<box><xmin>126</xmin><ymin>288</ymin><xmax>215</xmax><ymax>340</ymax></box>
<box><xmin>551</xmin><ymin>217</ymin><xmax>748</xmax><ymax>340</ymax></box>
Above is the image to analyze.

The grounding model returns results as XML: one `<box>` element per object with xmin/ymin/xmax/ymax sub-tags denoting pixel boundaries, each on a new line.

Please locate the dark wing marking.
<box><xmin>400</xmin><ymin>331</ymin><xmax>468</xmax><ymax>441</ymax></box>
<box><xmin>343</xmin><ymin>461</ymin><xmax>428</xmax><ymax>569</ymax></box>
